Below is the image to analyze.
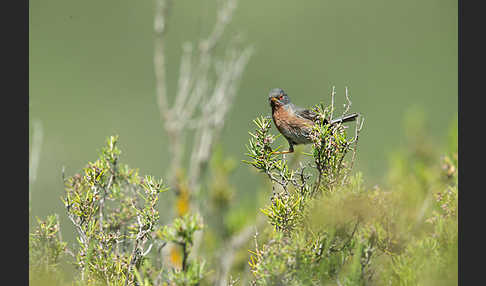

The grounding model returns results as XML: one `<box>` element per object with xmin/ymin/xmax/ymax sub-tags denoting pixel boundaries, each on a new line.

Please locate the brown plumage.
<box><xmin>268</xmin><ymin>88</ymin><xmax>359</xmax><ymax>154</ymax></box>
<box><xmin>272</xmin><ymin>103</ymin><xmax>314</xmax><ymax>146</ymax></box>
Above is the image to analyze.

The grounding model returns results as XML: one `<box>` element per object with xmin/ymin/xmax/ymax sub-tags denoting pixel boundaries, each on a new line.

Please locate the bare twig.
<box><xmin>342</xmin><ymin>86</ymin><xmax>352</xmax><ymax>116</ymax></box>
<box><xmin>265</xmin><ymin>169</ymin><xmax>290</xmax><ymax>193</ymax></box>
<box><xmin>336</xmin><ymin>218</ymin><xmax>360</xmax><ymax>252</ymax></box>
<box><xmin>339</xmin><ymin>114</ymin><xmax>364</xmax><ymax>185</ymax></box>
<box><xmin>349</xmin><ymin>115</ymin><xmax>365</xmax><ymax>168</ymax></box>
<box><xmin>290</xmin><ymin>164</ymin><xmax>311</xmax><ymax>192</ymax></box>
<box><xmin>330</xmin><ymin>86</ymin><xmax>336</xmax><ymax>121</ymax></box>
<box><xmin>65</xmin><ymin>210</ymin><xmax>88</xmax><ymax>280</ymax></box>
<box><xmin>125</xmin><ymin>239</ymin><xmax>141</xmax><ymax>286</ymax></box>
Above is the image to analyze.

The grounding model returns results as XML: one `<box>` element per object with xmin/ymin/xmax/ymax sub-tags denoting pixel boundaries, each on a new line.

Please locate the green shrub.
<box><xmin>244</xmin><ymin>100</ymin><xmax>457</xmax><ymax>286</ymax></box>
<box><xmin>29</xmin><ymin>106</ymin><xmax>457</xmax><ymax>285</ymax></box>
<box><xmin>29</xmin><ymin>136</ymin><xmax>205</xmax><ymax>286</ymax></box>
<box><xmin>29</xmin><ymin>214</ymin><xmax>67</xmax><ymax>286</ymax></box>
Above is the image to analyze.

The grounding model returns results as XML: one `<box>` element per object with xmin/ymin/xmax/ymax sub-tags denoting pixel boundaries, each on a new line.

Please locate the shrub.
<box><xmin>244</xmin><ymin>95</ymin><xmax>457</xmax><ymax>285</ymax></box>
<box><xmin>29</xmin><ymin>136</ymin><xmax>205</xmax><ymax>286</ymax></box>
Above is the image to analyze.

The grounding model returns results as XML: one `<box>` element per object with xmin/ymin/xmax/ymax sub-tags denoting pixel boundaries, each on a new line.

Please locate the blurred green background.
<box><xmin>29</xmin><ymin>0</ymin><xmax>457</xmax><ymax>241</ymax></box>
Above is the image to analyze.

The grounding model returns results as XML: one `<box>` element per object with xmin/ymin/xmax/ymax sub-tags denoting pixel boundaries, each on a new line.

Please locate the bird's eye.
<box><xmin>279</xmin><ymin>95</ymin><xmax>284</xmax><ymax>100</ymax></box>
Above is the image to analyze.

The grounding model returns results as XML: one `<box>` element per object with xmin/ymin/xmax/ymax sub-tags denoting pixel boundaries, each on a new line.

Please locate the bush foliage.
<box><xmin>30</xmin><ymin>136</ymin><xmax>204</xmax><ymax>286</ymax></box>
<box><xmin>243</xmin><ymin>105</ymin><xmax>457</xmax><ymax>286</ymax></box>
<box><xmin>29</xmin><ymin>104</ymin><xmax>457</xmax><ymax>285</ymax></box>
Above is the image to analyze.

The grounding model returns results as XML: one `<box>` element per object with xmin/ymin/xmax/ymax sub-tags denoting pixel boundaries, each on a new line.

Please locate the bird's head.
<box><xmin>268</xmin><ymin>88</ymin><xmax>291</xmax><ymax>109</ymax></box>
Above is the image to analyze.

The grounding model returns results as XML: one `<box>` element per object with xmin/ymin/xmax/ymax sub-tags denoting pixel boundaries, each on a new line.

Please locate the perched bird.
<box><xmin>268</xmin><ymin>88</ymin><xmax>359</xmax><ymax>154</ymax></box>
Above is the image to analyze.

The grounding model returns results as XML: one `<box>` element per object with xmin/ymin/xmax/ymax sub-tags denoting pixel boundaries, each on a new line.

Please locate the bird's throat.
<box><xmin>271</xmin><ymin>103</ymin><xmax>287</xmax><ymax>114</ymax></box>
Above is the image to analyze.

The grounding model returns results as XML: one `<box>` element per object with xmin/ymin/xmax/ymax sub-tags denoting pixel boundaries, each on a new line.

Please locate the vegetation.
<box><xmin>29</xmin><ymin>94</ymin><xmax>457</xmax><ymax>285</ymax></box>
<box><xmin>29</xmin><ymin>0</ymin><xmax>457</xmax><ymax>284</ymax></box>
<box><xmin>243</xmin><ymin>105</ymin><xmax>457</xmax><ymax>285</ymax></box>
<box><xmin>30</xmin><ymin>136</ymin><xmax>204</xmax><ymax>286</ymax></box>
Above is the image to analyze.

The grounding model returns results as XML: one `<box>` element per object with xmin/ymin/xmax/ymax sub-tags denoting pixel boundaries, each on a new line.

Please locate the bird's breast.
<box><xmin>272</xmin><ymin>105</ymin><xmax>314</xmax><ymax>144</ymax></box>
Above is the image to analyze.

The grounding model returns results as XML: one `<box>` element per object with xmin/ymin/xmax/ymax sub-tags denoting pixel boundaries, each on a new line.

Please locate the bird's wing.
<box><xmin>293</xmin><ymin>105</ymin><xmax>319</xmax><ymax>122</ymax></box>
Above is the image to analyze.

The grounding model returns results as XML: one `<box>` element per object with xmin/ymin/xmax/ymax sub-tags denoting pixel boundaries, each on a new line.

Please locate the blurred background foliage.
<box><xmin>29</xmin><ymin>0</ymin><xmax>457</xmax><ymax>280</ymax></box>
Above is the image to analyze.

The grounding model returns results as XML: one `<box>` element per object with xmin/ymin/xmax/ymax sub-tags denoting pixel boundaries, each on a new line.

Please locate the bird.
<box><xmin>268</xmin><ymin>88</ymin><xmax>359</xmax><ymax>154</ymax></box>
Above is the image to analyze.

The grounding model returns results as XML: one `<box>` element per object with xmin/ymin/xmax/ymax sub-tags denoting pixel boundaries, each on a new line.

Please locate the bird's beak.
<box><xmin>270</xmin><ymin>97</ymin><xmax>277</xmax><ymax>102</ymax></box>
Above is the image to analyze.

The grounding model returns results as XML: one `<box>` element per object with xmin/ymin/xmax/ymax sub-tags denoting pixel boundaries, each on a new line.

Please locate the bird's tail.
<box><xmin>330</xmin><ymin>112</ymin><xmax>359</xmax><ymax>125</ymax></box>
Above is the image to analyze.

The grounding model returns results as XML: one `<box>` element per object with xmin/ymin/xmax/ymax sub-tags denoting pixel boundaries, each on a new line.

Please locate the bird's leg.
<box><xmin>276</xmin><ymin>149</ymin><xmax>294</xmax><ymax>154</ymax></box>
<box><xmin>272</xmin><ymin>143</ymin><xmax>294</xmax><ymax>155</ymax></box>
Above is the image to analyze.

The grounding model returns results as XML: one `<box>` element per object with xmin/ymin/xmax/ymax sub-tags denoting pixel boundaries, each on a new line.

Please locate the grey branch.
<box><xmin>153</xmin><ymin>0</ymin><xmax>252</xmax><ymax>195</ymax></box>
<box><xmin>216</xmin><ymin>215</ymin><xmax>266</xmax><ymax>286</ymax></box>
<box><xmin>153</xmin><ymin>0</ymin><xmax>252</xmax><ymax>262</ymax></box>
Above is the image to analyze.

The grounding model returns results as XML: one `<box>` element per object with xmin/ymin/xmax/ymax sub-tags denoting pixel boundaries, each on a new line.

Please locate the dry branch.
<box><xmin>153</xmin><ymin>0</ymin><xmax>252</xmax><ymax>195</ymax></box>
<box><xmin>153</xmin><ymin>0</ymin><xmax>253</xmax><ymax>263</ymax></box>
